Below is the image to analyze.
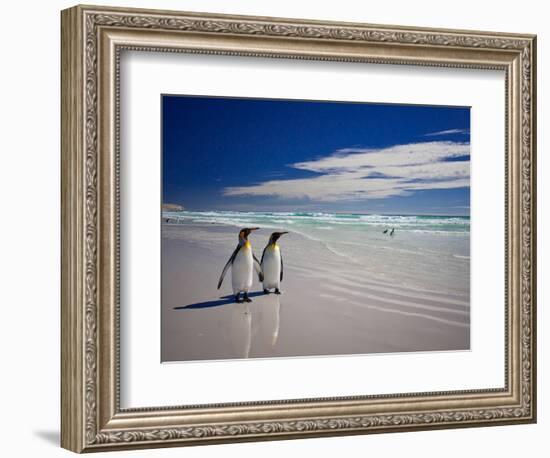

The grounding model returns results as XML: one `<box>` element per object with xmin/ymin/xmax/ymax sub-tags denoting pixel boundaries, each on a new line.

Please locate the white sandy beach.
<box><xmin>161</xmin><ymin>215</ymin><xmax>469</xmax><ymax>362</ymax></box>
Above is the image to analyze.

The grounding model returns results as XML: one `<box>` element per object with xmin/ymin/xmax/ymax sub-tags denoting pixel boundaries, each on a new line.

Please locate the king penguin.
<box><xmin>260</xmin><ymin>232</ymin><xmax>288</xmax><ymax>295</ymax></box>
<box><xmin>217</xmin><ymin>227</ymin><xmax>263</xmax><ymax>303</ymax></box>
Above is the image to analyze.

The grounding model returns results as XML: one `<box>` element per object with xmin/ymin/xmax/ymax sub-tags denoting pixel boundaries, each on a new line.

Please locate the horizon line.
<box><xmin>162</xmin><ymin>208</ymin><xmax>470</xmax><ymax>218</ymax></box>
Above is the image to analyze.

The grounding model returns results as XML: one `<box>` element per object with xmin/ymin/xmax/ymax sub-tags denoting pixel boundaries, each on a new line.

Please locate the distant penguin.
<box><xmin>390</xmin><ymin>228</ymin><xmax>395</xmax><ymax>236</ymax></box>
<box><xmin>261</xmin><ymin>232</ymin><xmax>288</xmax><ymax>295</ymax></box>
<box><xmin>217</xmin><ymin>228</ymin><xmax>263</xmax><ymax>303</ymax></box>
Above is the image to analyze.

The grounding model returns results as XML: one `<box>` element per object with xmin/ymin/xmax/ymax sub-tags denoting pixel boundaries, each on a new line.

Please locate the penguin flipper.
<box><xmin>253</xmin><ymin>253</ymin><xmax>264</xmax><ymax>282</ymax></box>
<box><xmin>280</xmin><ymin>253</ymin><xmax>283</xmax><ymax>281</ymax></box>
<box><xmin>217</xmin><ymin>245</ymin><xmax>240</xmax><ymax>289</ymax></box>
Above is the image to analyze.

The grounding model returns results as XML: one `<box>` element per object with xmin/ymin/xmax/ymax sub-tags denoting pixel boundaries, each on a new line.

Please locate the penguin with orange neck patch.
<box><xmin>261</xmin><ymin>232</ymin><xmax>288</xmax><ymax>295</ymax></box>
<box><xmin>217</xmin><ymin>227</ymin><xmax>263</xmax><ymax>303</ymax></box>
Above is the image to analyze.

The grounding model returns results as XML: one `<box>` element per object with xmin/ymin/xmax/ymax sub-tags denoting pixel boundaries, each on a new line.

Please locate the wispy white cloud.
<box><xmin>223</xmin><ymin>141</ymin><xmax>470</xmax><ymax>202</ymax></box>
<box><xmin>423</xmin><ymin>128</ymin><xmax>470</xmax><ymax>137</ymax></box>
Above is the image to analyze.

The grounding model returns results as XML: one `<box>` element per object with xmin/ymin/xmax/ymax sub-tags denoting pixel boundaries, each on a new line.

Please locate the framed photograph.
<box><xmin>61</xmin><ymin>4</ymin><xmax>537</xmax><ymax>453</ymax></box>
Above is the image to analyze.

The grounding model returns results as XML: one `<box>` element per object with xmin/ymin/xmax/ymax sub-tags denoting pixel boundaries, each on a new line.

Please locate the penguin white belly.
<box><xmin>231</xmin><ymin>244</ymin><xmax>253</xmax><ymax>294</ymax></box>
<box><xmin>262</xmin><ymin>246</ymin><xmax>281</xmax><ymax>290</ymax></box>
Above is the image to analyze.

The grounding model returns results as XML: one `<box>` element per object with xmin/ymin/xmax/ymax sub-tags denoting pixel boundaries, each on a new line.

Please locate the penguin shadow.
<box><xmin>173</xmin><ymin>291</ymin><xmax>265</xmax><ymax>310</ymax></box>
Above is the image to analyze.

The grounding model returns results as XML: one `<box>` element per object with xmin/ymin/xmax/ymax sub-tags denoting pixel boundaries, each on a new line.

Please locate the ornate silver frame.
<box><xmin>61</xmin><ymin>4</ymin><xmax>537</xmax><ymax>453</ymax></box>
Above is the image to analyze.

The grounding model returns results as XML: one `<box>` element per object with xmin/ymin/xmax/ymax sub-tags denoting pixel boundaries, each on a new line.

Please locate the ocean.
<box><xmin>162</xmin><ymin>210</ymin><xmax>470</xmax><ymax>294</ymax></box>
<box><xmin>162</xmin><ymin>210</ymin><xmax>469</xmax><ymax>235</ymax></box>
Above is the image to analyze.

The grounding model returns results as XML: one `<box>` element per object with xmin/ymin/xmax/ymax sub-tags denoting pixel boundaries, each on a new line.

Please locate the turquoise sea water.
<box><xmin>162</xmin><ymin>210</ymin><xmax>470</xmax><ymax>293</ymax></box>
<box><xmin>162</xmin><ymin>210</ymin><xmax>469</xmax><ymax>235</ymax></box>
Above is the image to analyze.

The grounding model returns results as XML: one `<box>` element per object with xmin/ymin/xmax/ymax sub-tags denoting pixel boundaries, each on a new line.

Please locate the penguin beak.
<box><xmin>249</xmin><ymin>227</ymin><xmax>260</xmax><ymax>231</ymax></box>
<box><xmin>271</xmin><ymin>231</ymin><xmax>288</xmax><ymax>242</ymax></box>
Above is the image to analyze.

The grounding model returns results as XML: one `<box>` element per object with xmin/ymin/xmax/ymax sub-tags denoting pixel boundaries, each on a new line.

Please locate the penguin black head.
<box><xmin>269</xmin><ymin>231</ymin><xmax>288</xmax><ymax>244</ymax></box>
<box><xmin>238</xmin><ymin>227</ymin><xmax>259</xmax><ymax>241</ymax></box>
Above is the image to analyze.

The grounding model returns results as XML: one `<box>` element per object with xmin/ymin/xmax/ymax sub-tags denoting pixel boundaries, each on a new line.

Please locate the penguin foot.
<box><xmin>274</xmin><ymin>289</ymin><xmax>282</xmax><ymax>295</ymax></box>
<box><xmin>243</xmin><ymin>293</ymin><xmax>252</xmax><ymax>303</ymax></box>
<box><xmin>263</xmin><ymin>289</ymin><xmax>270</xmax><ymax>294</ymax></box>
<box><xmin>234</xmin><ymin>294</ymin><xmax>242</xmax><ymax>303</ymax></box>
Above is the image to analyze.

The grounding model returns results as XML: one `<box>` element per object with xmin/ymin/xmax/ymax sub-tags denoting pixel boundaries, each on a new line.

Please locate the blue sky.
<box><xmin>162</xmin><ymin>95</ymin><xmax>470</xmax><ymax>215</ymax></box>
